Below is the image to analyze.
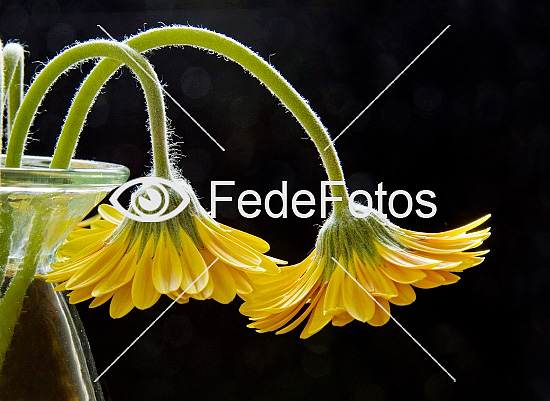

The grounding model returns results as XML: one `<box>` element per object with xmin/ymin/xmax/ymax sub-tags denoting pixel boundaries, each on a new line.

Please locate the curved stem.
<box><xmin>55</xmin><ymin>26</ymin><xmax>350</xmax><ymax>216</ymax></box>
<box><xmin>4</xmin><ymin>40</ymin><xmax>171</xmax><ymax>179</ymax></box>
<box><xmin>2</xmin><ymin>43</ymin><xmax>25</xmax><ymax>139</ymax></box>
<box><xmin>50</xmin><ymin>57</ymin><xmax>120</xmax><ymax>167</ymax></box>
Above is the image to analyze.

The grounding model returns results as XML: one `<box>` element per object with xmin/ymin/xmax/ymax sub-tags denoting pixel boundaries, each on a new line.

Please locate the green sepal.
<box><xmin>315</xmin><ymin>204</ymin><xmax>404</xmax><ymax>282</ymax></box>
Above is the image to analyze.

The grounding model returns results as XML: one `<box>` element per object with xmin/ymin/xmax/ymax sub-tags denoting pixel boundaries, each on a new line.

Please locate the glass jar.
<box><xmin>0</xmin><ymin>155</ymin><xmax>129</xmax><ymax>400</ymax></box>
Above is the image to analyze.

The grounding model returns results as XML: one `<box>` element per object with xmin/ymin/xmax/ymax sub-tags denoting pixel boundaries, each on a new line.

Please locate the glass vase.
<box><xmin>0</xmin><ymin>155</ymin><xmax>129</xmax><ymax>400</ymax></box>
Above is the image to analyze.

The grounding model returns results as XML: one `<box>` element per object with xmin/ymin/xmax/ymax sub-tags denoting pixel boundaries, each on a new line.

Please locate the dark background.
<box><xmin>1</xmin><ymin>0</ymin><xmax>549</xmax><ymax>400</ymax></box>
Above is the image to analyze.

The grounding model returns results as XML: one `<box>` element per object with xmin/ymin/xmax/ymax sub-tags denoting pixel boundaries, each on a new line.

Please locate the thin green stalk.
<box><xmin>0</xmin><ymin>207</ymin><xmax>47</xmax><ymax>371</ymax></box>
<box><xmin>2</xmin><ymin>43</ymin><xmax>25</xmax><ymax>137</ymax></box>
<box><xmin>5</xmin><ymin>40</ymin><xmax>171</xmax><ymax>179</ymax></box>
<box><xmin>0</xmin><ymin>39</ymin><xmax>4</xmax><ymax>154</ymax></box>
<box><xmin>0</xmin><ymin>40</ymin><xmax>8</xmax><ymax>293</ymax></box>
<box><xmin>0</xmin><ymin>44</ymin><xmax>24</xmax><ymax>288</ymax></box>
<box><xmin>52</xmin><ymin>26</ymin><xmax>351</xmax><ymax>217</ymax></box>
<box><xmin>0</xmin><ymin>198</ymin><xmax>13</xmax><ymax>292</ymax></box>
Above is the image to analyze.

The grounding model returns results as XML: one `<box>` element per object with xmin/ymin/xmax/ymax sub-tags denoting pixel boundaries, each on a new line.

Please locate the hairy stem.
<box><xmin>55</xmin><ymin>26</ymin><xmax>350</xmax><ymax>216</ymax></box>
<box><xmin>2</xmin><ymin>43</ymin><xmax>25</xmax><ymax>140</ymax></box>
<box><xmin>0</xmin><ymin>41</ymin><xmax>7</xmax><ymax>291</ymax></box>
<box><xmin>0</xmin><ymin>197</ymin><xmax>12</xmax><ymax>293</ymax></box>
<box><xmin>0</xmin><ymin>40</ymin><xmax>4</xmax><ymax>154</ymax></box>
<box><xmin>4</xmin><ymin>40</ymin><xmax>171</xmax><ymax>179</ymax></box>
<box><xmin>0</xmin><ymin>207</ymin><xmax>47</xmax><ymax>371</ymax></box>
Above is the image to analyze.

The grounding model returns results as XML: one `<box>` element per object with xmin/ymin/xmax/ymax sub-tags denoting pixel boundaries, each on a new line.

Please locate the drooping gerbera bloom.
<box><xmin>47</xmin><ymin>180</ymin><xmax>282</xmax><ymax>318</ymax></box>
<box><xmin>240</xmin><ymin>206</ymin><xmax>490</xmax><ymax>338</ymax></box>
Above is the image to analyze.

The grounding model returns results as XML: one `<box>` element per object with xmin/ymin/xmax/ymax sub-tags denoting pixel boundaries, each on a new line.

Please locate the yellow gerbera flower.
<box><xmin>240</xmin><ymin>207</ymin><xmax>490</xmax><ymax>338</ymax></box>
<box><xmin>47</xmin><ymin>182</ymin><xmax>283</xmax><ymax>318</ymax></box>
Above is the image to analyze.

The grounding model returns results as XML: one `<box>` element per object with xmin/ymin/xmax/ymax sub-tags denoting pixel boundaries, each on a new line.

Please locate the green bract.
<box><xmin>316</xmin><ymin>205</ymin><xmax>404</xmax><ymax>281</ymax></box>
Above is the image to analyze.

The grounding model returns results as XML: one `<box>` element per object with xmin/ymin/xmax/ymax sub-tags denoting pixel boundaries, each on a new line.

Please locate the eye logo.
<box><xmin>109</xmin><ymin>177</ymin><xmax>191</xmax><ymax>223</ymax></box>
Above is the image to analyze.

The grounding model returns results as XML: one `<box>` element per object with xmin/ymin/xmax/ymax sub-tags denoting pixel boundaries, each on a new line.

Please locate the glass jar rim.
<box><xmin>0</xmin><ymin>155</ymin><xmax>130</xmax><ymax>189</ymax></box>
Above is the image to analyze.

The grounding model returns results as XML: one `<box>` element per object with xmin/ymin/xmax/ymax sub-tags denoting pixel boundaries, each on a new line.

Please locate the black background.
<box><xmin>1</xmin><ymin>0</ymin><xmax>549</xmax><ymax>400</ymax></box>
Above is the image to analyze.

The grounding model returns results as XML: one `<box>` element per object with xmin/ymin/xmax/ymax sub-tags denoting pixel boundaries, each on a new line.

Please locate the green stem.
<box><xmin>54</xmin><ymin>26</ymin><xmax>350</xmax><ymax>217</ymax></box>
<box><xmin>2</xmin><ymin>43</ymin><xmax>25</xmax><ymax>138</ymax></box>
<box><xmin>0</xmin><ymin>197</ymin><xmax>13</xmax><ymax>292</ymax></box>
<box><xmin>0</xmin><ymin>207</ymin><xmax>47</xmax><ymax>371</ymax></box>
<box><xmin>0</xmin><ymin>40</ymin><xmax>8</xmax><ymax>291</ymax></box>
<box><xmin>0</xmin><ymin>40</ymin><xmax>4</xmax><ymax>154</ymax></box>
<box><xmin>0</xmin><ymin>43</ymin><xmax>26</xmax><ymax>300</ymax></box>
<box><xmin>4</xmin><ymin>40</ymin><xmax>171</xmax><ymax>179</ymax></box>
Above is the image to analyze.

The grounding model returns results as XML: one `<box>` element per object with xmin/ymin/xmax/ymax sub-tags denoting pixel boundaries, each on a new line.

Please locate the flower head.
<box><xmin>47</xmin><ymin>178</ymin><xmax>283</xmax><ymax>318</ymax></box>
<box><xmin>240</xmin><ymin>205</ymin><xmax>490</xmax><ymax>338</ymax></box>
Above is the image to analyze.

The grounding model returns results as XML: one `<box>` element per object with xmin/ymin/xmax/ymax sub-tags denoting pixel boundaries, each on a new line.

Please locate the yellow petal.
<box><xmin>419</xmin><ymin>250</ymin><xmax>488</xmax><ymax>271</ymax></box>
<box><xmin>131</xmin><ymin>236</ymin><xmax>161</xmax><ymax>309</ymax></box>
<box><xmin>323</xmin><ymin>262</ymin><xmax>345</xmax><ymax>314</ymax></box>
<box><xmin>367</xmin><ymin>298</ymin><xmax>391</xmax><ymax>326</ymax></box>
<box><xmin>379</xmin><ymin>262</ymin><xmax>427</xmax><ymax>284</ymax></box>
<box><xmin>152</xmin><ymin>234</ymin><xmax>183</xmax><ymax>294</ymax></box>
<box><xmin>166</xmin><ymin>290</ymin><xmax>190</xmax><ymax>304</ymax></box>
<box><xmin>276</xmin><ymin>285</ymin><xmax>324</xmax><ymax>335</ymax></box>
<box><xmin>432</xmin><ymin>261</ymin><xmax>463</xmax><ymax>271</ymax></box>
<box><xmin>76</xmin><ymin>214</ymin><xmax>102</xmax><ymax>228</ymax></box>
<box><xmin>191</xmin><ymin>277</ymin><xmax>214</xmax><ymax>300</ymax></box>
<box><xmin>89</xmin><ymin>292</ymin><xmax>114</xmax><ymax>308</ymax></box>
<box><xmin>65</xmin><ymin>228</ymin><xmax>110</xmax><ymax>243</ymax></box>
<box><xmin>377</xmin><ymin>246</ymin><xmax>441</xmax><ymax>268</ymax></box>
<box><xmin>110</xmin><ymin>282</ymin><xmax>134</xmax><ymax>318</ymax></box>
<box><xmin>92</xmin><ymin>246</ymin><xmax>139</xmax><ymax>296</ymax></box>
<box><xmin>418</xmin><ymin>228</ymin><xmax>490</xmax><ymax>244</ymax></box>
<box><xmin>258</xmin><ymin>253</ymin><xmax>281</xmax><ymax>275</ymax></box>
<box><xmin>209</xmin><ymin>261</ymin><xmax>237</xmax><ymax>304</ymax></box>
<box><xmin>68</xmin><ymin>287</ymin><xmax>93</xmax><ymax>304</ymax></box>
<box><xmin>240</xmin><ymin>253</ymin><xmax>315</xmax><ymax>315</ymax></box>
<box><xmin>412</xmin><ymin>270</ymin><xmax>446</xmax><ymax>289</ymax></box>
<box><xmin>244</xmin><ymin>253</ymin><xmax>309</xmax><ymax>293</ymax></box>
<box><xmin>342</xmin><ymin>273</ymin><xmax>375</xmax><ymax>322</ymax></box>
<box><xmin>98</xmin><ymin>204</ymin><xmax>124</xmax><ymax>224</ymax></box>
<box><xmin>230</xmin><ymin>269</ymin><xmax>254</xmax><ymax>295</ymax></box>
<box><xmin>358</xmin><ymin>262</ymin><xmax>398</xmax><ymax>299</ymax></box>
<box><xmin>53</xmin><ymin>282</ymin><xmax>68</xmax><ymax>292</ymax></box>
<box><xmin>438</xmin><ymin>270</ymin><xmax>460</xmax><ymax>284</ymax></box>
<box><xmin>390</xmin><ymin>283</ymin><xmax>416</xmax><ymax>306</ymax></box>
<box><xmin>209</xmin><ymin>224</ymin><xmax>282</xmax><ymax>274</ymax></box>
<box><xmin>195</xmin><ymin>217</ymin><xmax>264</xmax><ymax>271</ymax></box>
<box><xmin>249</xmin><ymin>293</ymin><xmax>310</xmax><ymax>332</ymax></box>
<box><xmin>53</xmin><ymin>239</ymin><xmax>106</xmax><ymax>269</ymax></box>
<box><xmin>274</xmin><ymin>258</ymin><xmax>323</xmax><ymax>310</ymax></box>
<box><xmin>65</xmin><ymin>238</ymin><xmax>128</xmax><ymax>289</ymax></box>
<box><xmin>300</xmin><ymin>288</ymin><xmax>333</xmax><ymax>338</ymax></box>
<box><xmin>179</xmin><ymin>228</ymin><xmax>209</xmax><ymax>294</ymax></box>
<box><xmin>219</xmin><ymin>223</ymin><xmax>271</xmax><ymax>253</ymax></box>
<box><xmin>264</xmin><ymin>255</ymin><xmax>288</xmax><ymax>265</ymax></box>
<box><xmin>91</xmin><ymin>219</ymin><xmax>118</xmax><ymax>230</ymax></box>
<box><xmin>332</xmin><ymin>312</ymin><xmax>354</xmax><ymax>327</ymax></box>
<box><xmin>398</xmin><ymin>214</ymin><xmax>490</xmax><ymax>237</ymax></box>
<box><xmin>46</xmin><ymin>265</ymin><xmax>81</xmax><ymax>282</ymax></box>
<box><xmin>399</xmin><ymin>236</ymin><xmax>484</xmax><ymax>254</ymax></box>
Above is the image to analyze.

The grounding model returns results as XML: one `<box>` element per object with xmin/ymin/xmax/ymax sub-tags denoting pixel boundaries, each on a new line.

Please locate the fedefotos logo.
<box><xmin>210</xmin><ymin>181</ymin><xmax>436</xmax><ymax>219</ymax></box>
<box><xmin>110</xmin><ymin>177</ymin><xmax>437</xmax><ymax>223</ymax></box>
<box><xmin>109</xmin><ymin>177</ymin><xmax>191</xmax><ymax>223</ymax></box>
